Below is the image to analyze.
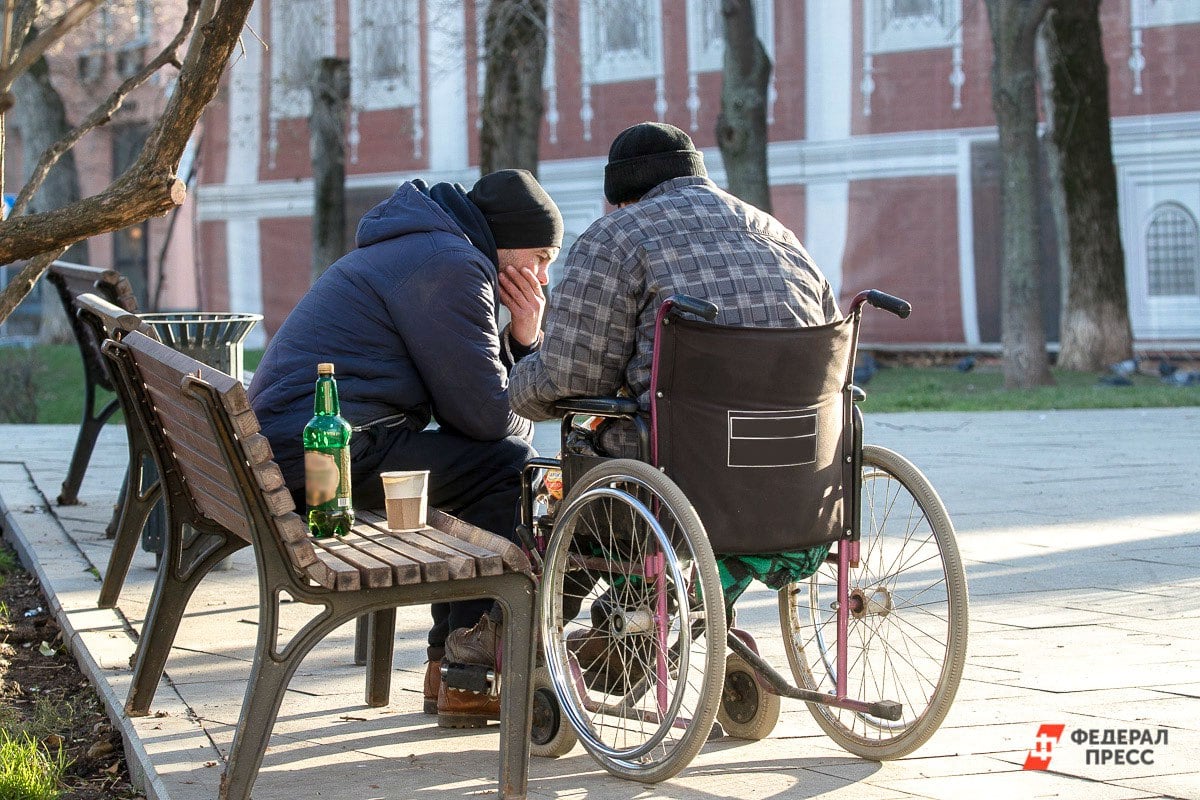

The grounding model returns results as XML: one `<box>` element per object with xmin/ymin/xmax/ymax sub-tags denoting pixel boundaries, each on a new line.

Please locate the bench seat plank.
<box><xmin>417</xmin><ymin>528</ymin><xmax>503</xmax><ymax>576</ymax></box>
<box><xmin>304</xmin><ymin>548</ymin><xmax>362</xmax><ymax>591</ymax></box>
<box><xmin>311</xmin><ymin>537</ymin><xmax>393</xmax><ymax>588</ymax></box>
<box><xmin>353</xmin><ymin>521</ymin><xmax>450</xmax><ymax>583</ymax></box>
<box><xmin>336</xmin><ymin>533</ymin><xmax>423</xmax><ymax>585</ymax></box>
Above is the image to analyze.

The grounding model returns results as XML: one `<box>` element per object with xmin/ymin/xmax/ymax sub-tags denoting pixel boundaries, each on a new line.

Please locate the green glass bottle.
<box><xmin>304</xmin><ymin>362</ymin><xmax>355</xmax><ymax>538</ymax></box>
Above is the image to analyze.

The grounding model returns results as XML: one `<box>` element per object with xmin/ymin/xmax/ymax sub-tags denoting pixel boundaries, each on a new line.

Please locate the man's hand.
<box><xmin>500</xmin><ymin>264</ymin><xmax>546</xmax><ymax>347</ymax></box>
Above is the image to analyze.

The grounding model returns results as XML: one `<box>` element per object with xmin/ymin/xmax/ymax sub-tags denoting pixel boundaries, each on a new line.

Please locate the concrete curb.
<box><xmin>0</xmin><ymin>463</ymin><xmax>173</xmax><ymax>800</ymax></box>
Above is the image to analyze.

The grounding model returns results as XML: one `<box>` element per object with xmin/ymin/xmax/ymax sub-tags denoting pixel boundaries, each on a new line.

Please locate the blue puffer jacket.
<box><xmin>248</xmin><ymin>180</ymin><xmax>533</xmax><ymax>484</ymax></box>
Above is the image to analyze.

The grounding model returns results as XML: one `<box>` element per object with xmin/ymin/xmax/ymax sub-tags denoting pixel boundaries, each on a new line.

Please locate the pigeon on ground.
<box><xmin>1098</xmin><ymin>374</ymin><xmax>1133</xmax><ymax>387</ymax></box>
<box><xmin>954</xmin><ymin>355</ymin><xmax>976</xmax><ymax>373</ymax></box>
<box><xmin>1109</xmin><ymin>358</ymin><xmax>1139</xmax><ymax>378</ymax></box>
<box><xmin>1159</xmin><ymin>360</ymin><xmax>1178</xmax><ymax>378</ymax></box>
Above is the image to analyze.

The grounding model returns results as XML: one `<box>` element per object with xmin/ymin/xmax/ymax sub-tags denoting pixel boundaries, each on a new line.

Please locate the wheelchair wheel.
<box><xmin>541</xmin><ymin>459</ymin><xmax>726</xmax><ymax>783</ymax></box>
<box><xmin>779</xmin><ymin>445</ymin><xmax>968</xmax><ymax>760</ymax></box>
<box><xmin>717</xmin><ymin>652</ymin><xmax>780</xmax><ymax>741</ymax></box>
<box><xmin>530</xmin><ymin>665</ymin><xmax>577</xmax><ymax>758</ymax></box>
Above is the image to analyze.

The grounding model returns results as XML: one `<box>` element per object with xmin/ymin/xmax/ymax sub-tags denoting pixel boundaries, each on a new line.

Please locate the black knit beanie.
<box><xmin>604</xmin><ymin>122</ymin><xmax>707</xmax><ymax>205</ymax></box>
<box><xmin>467</xmin><ymin>169</ymin><xmax>564</xmax><ymax>249</ymax></box>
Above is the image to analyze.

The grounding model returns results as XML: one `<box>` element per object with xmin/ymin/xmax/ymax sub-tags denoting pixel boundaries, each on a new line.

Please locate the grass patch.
<box><xmin>859</xmin><ymin>363</ymin><xmax>1200</xmax><ymax>413</ymax></box>
<box><xmin>0</xmin><ymin>730</ymin><xmax>68</xmax><ymax>800</ymax></box>
<box><xmin>6</xmin><ymin>344</ymin><xmax>1198</xmax><ymax>421</ymax></box>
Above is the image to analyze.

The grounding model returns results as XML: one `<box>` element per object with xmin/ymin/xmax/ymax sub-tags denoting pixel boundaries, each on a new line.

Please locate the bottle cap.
<box><xmin>317</xmin><ymin>362</ymin><xmax>334</xmax><ymax>375</ymax></box>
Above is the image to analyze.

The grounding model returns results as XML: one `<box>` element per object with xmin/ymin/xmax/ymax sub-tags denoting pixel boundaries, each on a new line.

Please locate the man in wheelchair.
<box><xmin>501</xmin><ymin>121</ymin><xmax>842</xmax><ymax>694</ymax></box>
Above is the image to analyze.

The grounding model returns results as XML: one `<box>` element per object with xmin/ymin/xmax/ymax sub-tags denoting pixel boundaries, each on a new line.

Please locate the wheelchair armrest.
<box><xmin>849</xmin><ymin>385</ymin><xmax>867</xmax><ymax>403</ymax></box>
<box><xmin>553</xmin><ymin>397</ymin><xmax>641</xmax><ymax>417</ymax></box>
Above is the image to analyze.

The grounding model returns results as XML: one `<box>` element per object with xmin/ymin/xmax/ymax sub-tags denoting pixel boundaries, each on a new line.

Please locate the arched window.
<box><xmin>1146</xmin><ymin>202</ymin><xmax>1200</xmax><ymax>297</ymax></box>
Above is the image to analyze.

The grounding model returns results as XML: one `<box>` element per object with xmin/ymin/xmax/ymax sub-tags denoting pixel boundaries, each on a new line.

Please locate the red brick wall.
<box><xmin>198</xmin><ymin>221</ymin><xmax>229</xmax><ymax>310</ymax></box>
<box><xmin>259</xmin><ymin>217</ymin><xmax>313</xmax><ymax>336</ymax></box>
<box><xmin>841</xmin><ymin>176</ymin><xmax>962</xmax><ymax>343</ymax></box>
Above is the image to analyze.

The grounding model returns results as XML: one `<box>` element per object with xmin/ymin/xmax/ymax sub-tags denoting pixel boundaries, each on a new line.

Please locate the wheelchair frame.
<box><xmin>507</xmin><ymin>289</ymin><xmax>968</xmax><ymax>781</ymax></box>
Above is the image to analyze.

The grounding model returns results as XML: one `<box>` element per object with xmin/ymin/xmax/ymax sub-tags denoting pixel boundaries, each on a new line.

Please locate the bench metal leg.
<box><xmin>126</xmin><ymin>523</ymin><xmax>244</xmax><ymax>715</ymax></box>
<box><xmin>353</xmin><ymin>614</ymin><xmax>369</xmax><ymax>666</ymax></box>
<box><xmin>364</xmin><ymin>609</ymin><xmax>396</xmax><ymax>707</ymax></box>
<box><xmin>495</xmin><ymin>576</ymin><xmax>536</xmax><ymax>800</ymax></box>
<box><xmin>220</xmin><ymin>598</ymin><xmax>342</xmax><ymax>800</ymax></box>
<box><xmin>98</xmin><ymin>460</ymin><xmax>161</xmax><ymax>609</ymax></box>
<box><xmin>58</xmin><ymin>386</ymin><xmax>120</xmax><ymax>506</ymax></box>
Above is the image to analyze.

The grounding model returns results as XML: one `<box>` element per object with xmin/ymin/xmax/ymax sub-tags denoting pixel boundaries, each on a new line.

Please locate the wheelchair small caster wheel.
<box><xmin>717</xmin><ymin>652</ymin><xmax>780</xmax><ymax>741</ymax></box>
<box><xmin>531</xmin><ymin>665</ymin><xmax>576</xmax><ymax>758</ymax></box>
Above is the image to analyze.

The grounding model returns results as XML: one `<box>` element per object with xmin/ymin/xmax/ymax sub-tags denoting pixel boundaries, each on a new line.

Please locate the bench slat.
<box><xmin>391</xmin><ymin>531</ymin><xmax>476</xmax><ymax>579</ymax></box>
<box><xmin>337</xmin><ymin>532</ymin><xmax>423</xmax><ymax>585</ymax></box>
<box><xmin>311</xmin><ymin>537</ymin><xmax>393</xmax><ymax>588</ymax></box>
<box><xmin>145</xmin><ymin>380</ymin><xmax>259</xmax><ymax>442</ymax></box>
<box><xmin>417</xmin><ymin>528</ymin><xmax>503</xmax><ymax>576</ymax></box>
<box><xmin>354</xmin><ymin>522</ymin><xmax>450</xmax><ymax>583</ymax></box>
<box><xmin>427</xmin><ymin>508</ymin><xmax>530</xmax><ymax>574</ymax></box>
<box><xmin>305</xmin><ymin>548</ymin><xmax>362</xmax><ymax>591</ymax></box>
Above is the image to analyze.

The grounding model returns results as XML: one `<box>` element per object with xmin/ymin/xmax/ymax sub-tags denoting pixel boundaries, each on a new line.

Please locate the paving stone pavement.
<box><xmin>0</xmin><ymin>408</ymin><xmax>1197</xmax><ymax>799</ymax></box>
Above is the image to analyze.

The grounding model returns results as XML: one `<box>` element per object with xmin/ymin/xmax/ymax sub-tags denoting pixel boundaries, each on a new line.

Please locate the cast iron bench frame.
<box><xmin>46</xmin><ymin>261</ymin><xmax>139</xmax><ymax>506</ymax></box>
<box><xmin>101</xmin><ymin>330</ymin><xmax>537</xmax><ymax>800</ymax></box>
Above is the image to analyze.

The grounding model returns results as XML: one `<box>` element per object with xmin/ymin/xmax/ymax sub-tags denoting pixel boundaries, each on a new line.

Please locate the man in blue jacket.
<box><xmin>248</xmin><ymin>169</ymin><xmax>561</xmax><ymax>727</ymax></box>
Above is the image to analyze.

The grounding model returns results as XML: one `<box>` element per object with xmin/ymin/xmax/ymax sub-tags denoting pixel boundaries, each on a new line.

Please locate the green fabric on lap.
<box><xmin>718</xmin><ymin>544</ymin><xmax>832</xmax><ymax>613</ymax></box>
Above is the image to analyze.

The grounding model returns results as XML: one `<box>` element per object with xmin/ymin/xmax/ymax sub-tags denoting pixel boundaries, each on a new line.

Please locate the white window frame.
<box><xmin>579</xmin><ymin>0</ymin><xmax>663</xmax><ymax>84</ymax></box>
<box><xmin>269</xmin><ymin>0</ymin><xmax>335</xmax><ymax>120</ymax></box>
<box><xmin>864</xmin><ymin>0</ymin><xmax>962</xmax><ymax>55</ymax></box>
<box><xmin>685</xmin><ymin>0</ymin><xmax>773</xmax><ymax>74</ymax></box>
<box><xmin>350</xmin><ymin>0</ymin><xmax>421</xmax><ymax>111</ymax></box>
<box><xmin>1145</xmin><ymin>201</ymin><xmax>1199</xmax><ymax>297</ymax></box>
<box><xmin>1132</xmin><ymin>0</ymin><xmax>1200</xmax><ymax>27</ymax></box>
<box><xmin>1125</xmin><ymin>175</ymin><xmax>1200</xmax><ymax>338</ymax></box>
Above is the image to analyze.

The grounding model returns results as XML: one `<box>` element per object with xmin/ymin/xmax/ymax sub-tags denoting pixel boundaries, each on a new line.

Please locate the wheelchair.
<box><xmin>511</xmin><ymin>290</ymin><xmax>968</xmax><ymax>782</ymax></box>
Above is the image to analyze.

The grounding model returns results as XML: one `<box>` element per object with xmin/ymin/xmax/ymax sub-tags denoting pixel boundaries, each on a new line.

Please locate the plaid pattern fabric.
<box><xmin>510</xmin><ymin>177</ymin><xmax>840</xmax><ymax>446</ymax></box>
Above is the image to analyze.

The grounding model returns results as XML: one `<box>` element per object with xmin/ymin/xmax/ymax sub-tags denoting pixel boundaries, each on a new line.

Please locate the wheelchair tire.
<box><xmin>779</xmin><ymin>445</ymin><xmax>968</xmax><ymax>760</ymax></box>
<box><xmin>716</xmin><ymin>652</ymin><xmax>780</xmax><ymax>741</ymax></box>
<box><xmin>530</xmin><ymin>665</ymin><xmax>577</xmax><ymax>758</ymax></box>
<box><xmin>540</xmin><ymin>459</ymin><xmax>726</xmax><ymax>783</ymax></box>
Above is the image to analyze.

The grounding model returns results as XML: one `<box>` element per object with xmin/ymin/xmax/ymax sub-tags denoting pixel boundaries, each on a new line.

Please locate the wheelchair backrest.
<box><xmin>652</xmin><ymin>313</ymin><xmax>855</xmax><ymax>555</ymax></box>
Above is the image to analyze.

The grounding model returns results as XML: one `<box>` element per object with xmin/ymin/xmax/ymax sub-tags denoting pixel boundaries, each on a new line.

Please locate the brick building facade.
<box><xmin>193</xmin><ymin>0</ymin><xmax>1200</xmax><ymax>349</ymax></box>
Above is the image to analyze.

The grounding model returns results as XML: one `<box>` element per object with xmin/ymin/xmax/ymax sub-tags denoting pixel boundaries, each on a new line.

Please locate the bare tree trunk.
<box><xmin>1037</xmin><ymin>1</ymin><xmax>1132</xmax><ymax>371</ymax></box>
<box><xmin>715</xmin><ymin>0</ymin><xmax>772</xmax><ymax>213</ymax></box>
<box><xmin>310</xmin><ymin>57</ymin><xmax>348</xmax><ymax>284</ymax></box>
<box><xmin>480</xmin><ymin>0</ymin><xmax>547</xmax><ymax>176</ymax></box>
<box><xmin>984</xmin><ymin>0</ymin><xmax>1055</xmax><ymax>389</ymax></box>
<box><xmin>12</xmin><ymin>46</ymin><xmax>86</xmax><ymax>341</ymax></box>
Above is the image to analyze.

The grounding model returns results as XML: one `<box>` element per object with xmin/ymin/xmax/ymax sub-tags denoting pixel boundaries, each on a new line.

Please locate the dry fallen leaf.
<box><xmin>87</xmin><ymin>740</ymin><xmax>115</xmax><ymax>758</ymax></box>
<box><xmin>43</xmin><ymin>734</ymin><xmax>63</xmax><ymax>749</ymax></box>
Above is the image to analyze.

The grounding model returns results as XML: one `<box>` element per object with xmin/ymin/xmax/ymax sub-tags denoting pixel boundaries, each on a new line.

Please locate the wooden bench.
<box><xmin>101</xmin><ymin>331</ymin><xmax>538</xmax><ymax>800</ymax></box>
<box><xmin>72</xmin><ymin>293</ymin><xmax>162</xmax><ymax>609</ymax></box>
<box><xmin>46</xmin><ymin>261</ymin><xmax>139</xmax><ymax>506</ymax></box>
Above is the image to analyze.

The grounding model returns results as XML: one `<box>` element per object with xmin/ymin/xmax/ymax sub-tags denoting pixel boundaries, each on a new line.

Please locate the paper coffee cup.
<box><xmin>380</xmin><ymin>470</ymin><xmax>429</xmax><ymax>532</ymax></box>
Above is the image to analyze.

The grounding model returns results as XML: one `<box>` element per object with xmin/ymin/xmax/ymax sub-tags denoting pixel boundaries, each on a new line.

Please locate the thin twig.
<box><xmin>10</xmin><ymin>0</ymin><xmax>203</xmax><ymax>218</ymax></box>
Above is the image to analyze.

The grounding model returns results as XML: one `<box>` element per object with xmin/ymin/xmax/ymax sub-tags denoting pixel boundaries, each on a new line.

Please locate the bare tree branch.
<box><xmin>0</xmin><ymin>247</ymin><xmax>63</xmax><ymax>324</ymax></box>
<box><xmin>0</xmin><ymin>0</ymin><xmax>104</xmax><ymax>92</ymax></box>
<box><xmin>10</xmin><ymin>0</ymin><xmax>202</xmax><ymax>218</ymax></box>
<box><xmin>0</xmin><ymin>0</ymin><xmax>255</xmax><ymax>266</ymax></box>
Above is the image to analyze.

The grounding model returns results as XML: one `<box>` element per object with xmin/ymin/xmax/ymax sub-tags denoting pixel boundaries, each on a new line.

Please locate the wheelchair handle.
<box><xmin>662</xmin><ymin>294</ymin><xmax>719</xmax><ymax>322</ymax></box>
<box><xmin>850</xmin><ymin>289</ymin><xmax>911</xmax><ymax>319</ymax></box>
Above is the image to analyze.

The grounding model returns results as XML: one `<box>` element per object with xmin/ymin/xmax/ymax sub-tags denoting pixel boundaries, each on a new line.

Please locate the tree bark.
<box><xmin>984</xmin><ymin>0</ymin><xmax>1056</xmax><ymax>388</ymax></box>
<box><xmin>11</xmin><ymin>44</ymin><xmax>84</xmax><ymax>342</ymax></box>
<box><xmin>715</xmin><ymin>0</ymin><xmax>772</xmax><ymax>213</ymax></box>
<box><xmin>310</xmin><ymin>57</ymin><xmax>348</xmax><ymax>283</ymax></box>
<box><xmin>0</xmin><ymin>0</ymin><xmax>251</xmax><ymax>325</ymax></box>
<box><xmin>1037</xmin><ymin>1</ymin><xmax>1132</xmax><ymax>371</ymax></box>
<box><xmin>479</xmin><ymin>0</ymin><xmax>547</xmax><ymax>176</ymax></box>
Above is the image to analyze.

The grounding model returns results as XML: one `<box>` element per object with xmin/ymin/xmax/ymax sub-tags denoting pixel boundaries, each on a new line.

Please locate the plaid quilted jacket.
<box><xmin>509</xmin><ymin>176</ymin><xmax>840</xmax><ymax>449</ymax></box>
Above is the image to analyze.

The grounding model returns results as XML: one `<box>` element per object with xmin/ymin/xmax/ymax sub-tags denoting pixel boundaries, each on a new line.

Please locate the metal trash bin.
<box><xmin>138</xmin><ymin>312</ymin><xmax>263</xmax><ymax>564</ymax></box>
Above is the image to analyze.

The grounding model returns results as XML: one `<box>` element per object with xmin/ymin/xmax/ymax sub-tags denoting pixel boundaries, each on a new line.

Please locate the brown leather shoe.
<box><xmin>446</xmin><ymin>613</ymin><xmax>501</xmax><ymax>668</ymax></box>
<box><xmin>437</xmin><ymin>682</ymin><xmax>501</xmax><ymax>728</ymax></box>
<box><xmin>423</xmin><ymin>660</ymin><xmax>441</xmax><ymax>715</ymax></box>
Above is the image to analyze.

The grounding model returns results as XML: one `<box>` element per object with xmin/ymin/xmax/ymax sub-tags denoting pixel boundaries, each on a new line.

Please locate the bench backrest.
<box><xmin>74</xmin><ymin>292</ymin><xmax>158</xmax><ymax>345</ymax></box>
<box><xmin>102</xmin><ymin>331</ymin><xmax>320</xmax><ymax>581</ymax></box>
<box><xmin>47</xmin><ymin>262</ymin><xmax>139</xmax><ymax>394</ymax></box>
